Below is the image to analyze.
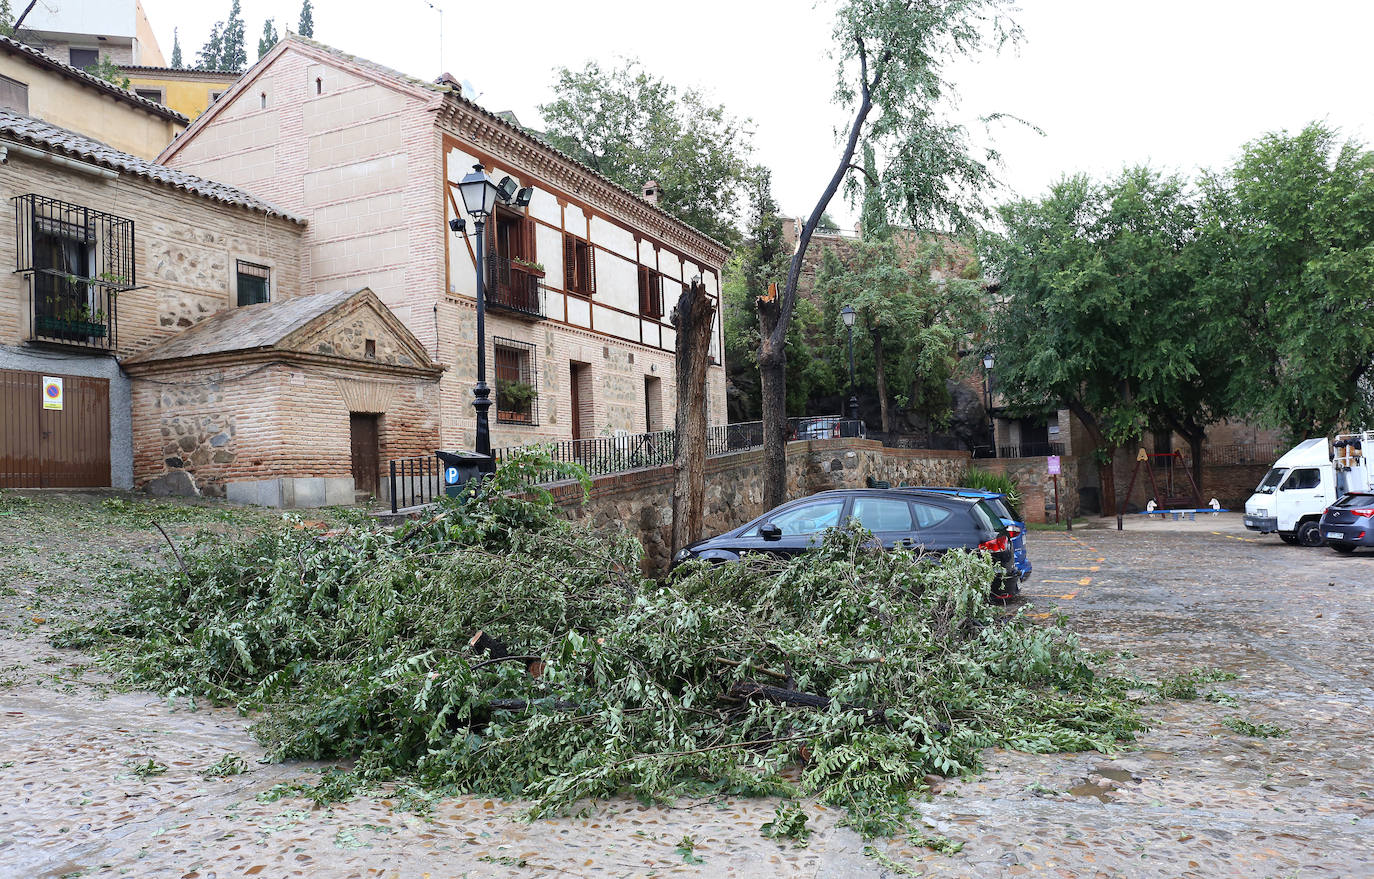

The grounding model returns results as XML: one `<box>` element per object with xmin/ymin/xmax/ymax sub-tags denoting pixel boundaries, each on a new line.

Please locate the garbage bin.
<box><xmin>436</xmin><ymin>450</ymin><xmax>495</xmax><ymax>498</ymax></box>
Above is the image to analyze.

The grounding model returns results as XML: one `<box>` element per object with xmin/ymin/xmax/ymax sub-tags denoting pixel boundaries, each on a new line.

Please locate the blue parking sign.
<box><xmin>445</xmin><ymin>466</ymin><xmax>460</xmax><ymax>485</ymax></box>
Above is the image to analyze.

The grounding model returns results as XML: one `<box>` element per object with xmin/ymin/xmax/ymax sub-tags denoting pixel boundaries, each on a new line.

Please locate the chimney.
<box><xmin>642</xmin><ymin>180</ymin><xmax>663</xmax><ymax>205</ymax></box>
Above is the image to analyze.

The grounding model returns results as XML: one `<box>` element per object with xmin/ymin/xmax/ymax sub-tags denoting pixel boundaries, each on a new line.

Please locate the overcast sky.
<box><xmin>138</xmin><ymin>0</ymin><xmax>1374</xmax><ymax>229</ymax></box>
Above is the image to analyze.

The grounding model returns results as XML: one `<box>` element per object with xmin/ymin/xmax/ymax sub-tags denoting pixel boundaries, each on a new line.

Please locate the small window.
<box><xmin>913</xmin><ymin>503</ymin><xmax>953</xmax><ymax>529</ymax></box>
<box><xmin>316</xmin><ymin>77</ymin><xmax>323</xmax><ymax>95</ymax></box>
<box><xmin>0</xmin><ymin>74</ymin><xmax>29</xmax><ymax>113</ymax></box>
<box><xmin>1281</xmin><ymin>468</ymin><xmax>1321</xmax><ymax>491</ymax></box>
<box><xmin>364</xmin><ymin>339</ymin><xmax>376</xmax><ymax>359</ymax></box>
<box><xmin>563</xmin><ymin>233</ymin><xmax>596</xmax><ymax>296</ymax></box>
<box><xmin>69</xmin><ymin>48</ymin><xmax>99</xmax><ymax>70</ymax></box>
<box><xmin>259</xmin><ymin>92</ymin><xmax>267</xmax><ymax>109</ymax></box>
<box><xmin>494</xmin><ymin>336</ymin><xmax>538</xmax><ymax>425</ymax></box>
<box><xmin>852</xmin><ymin>498</ymin><xmax>915</xmax><ymax>532</ymax></box>
<box><xmin>210</xmin><ymin>90</ymin><xmax>225</xmax><ymax>103</ymax></box>
<box><xmin>637</xmin><ymin>266</ymin><xmax>664</xmax><ymax>319</ymax></box>
<box><xmin>236</xmin><ymin>260</ymin><xmax>270</xmax><ymax>306</ymax></box>
<box><xmin>134</xmin><ymin>87</ymin><xmax>164</xmax><ymax>104</ymax></box>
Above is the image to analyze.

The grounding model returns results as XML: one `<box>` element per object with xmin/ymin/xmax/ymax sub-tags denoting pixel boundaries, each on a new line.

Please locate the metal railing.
<box><xmin>487</xmin><ymin>255</ymin><xmax>544</xmax><ymax>318</ymax></box>
<box><xmin>31</xmin><ymin>273</ymin><xmax>118</xmax><ymax>350</ymax></box>
<box><xmin>388</xmin><ymin>455</ymin><xmax>443</xmax><ymax>513</ymax></box>
<box><xmin>1201</xmin><ymin>443</ymin><xmax>1280</xmax><ymax>465</ymax></box>
<box><xmin>998</xmin><ymin>442</ymin><xmax>1066</xmax><ymax>459</ymax></box>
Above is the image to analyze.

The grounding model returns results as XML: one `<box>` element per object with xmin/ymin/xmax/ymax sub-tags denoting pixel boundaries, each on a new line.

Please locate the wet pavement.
<box><xmin>2</xmin><ymin>498</ymin><xmax>1372</xmax><ymax>877</ymax></box>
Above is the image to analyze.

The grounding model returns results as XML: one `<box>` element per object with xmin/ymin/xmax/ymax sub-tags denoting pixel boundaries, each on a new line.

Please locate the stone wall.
<box><xmin>973</xmin><ymin>456</ymin><xmax>1080</xmax><ymax>523</ymax></box>
<box><xmin>543</xmin><ymin>439</ymin><xmax>970</xmax><ymax>574</ymax></box>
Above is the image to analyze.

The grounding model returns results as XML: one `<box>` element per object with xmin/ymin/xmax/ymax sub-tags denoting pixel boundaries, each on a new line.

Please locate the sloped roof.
<box><xmin>124</xmin><ymin>289</ymin><xmax>359</xmax><ymax>364</ymax></box>
<box><xmin>167</xmin><ymin>34</ymin><xmax>728</xmax><ymax>259</ymax></box>
<box><xmin>0</xmin><ymin>35</ymin><xmax>188</xmax><ymax>124</ymax></box>
<box><xmin>0</xmin><ymin>110</ymin><xmax>305</xmax><ymax>223</ymax></box>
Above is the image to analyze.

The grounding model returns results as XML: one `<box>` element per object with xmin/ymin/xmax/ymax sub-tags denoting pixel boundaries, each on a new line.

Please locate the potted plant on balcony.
<box><xmin>510</xmin><ymin>256</ymin><xmax>545</xmax><ymax>277</ymax></box>
<box><xmin>496</xmin><ymin>378</ymin><xmax>535</xmax><ymax>423</ymax></box>
<box><xmin>37</xmin><ymin>301</ymin><xmax>107</xmax><ymax>341</ymax></box>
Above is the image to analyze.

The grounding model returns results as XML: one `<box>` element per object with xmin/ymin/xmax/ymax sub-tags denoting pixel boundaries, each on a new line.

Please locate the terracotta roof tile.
<box><xmin>124</xmin><ymin>289</ymin><xmax>361</xmax><ymax>364</ymax></box>
<box><xmin>0</xmin><ymin>35</ymin><xmax>188</xmax><ymax>124</ymax></box>
<box><xmin>0</xmin><ymin>110</ymin><xmax>306</xmax><ymax>223</ymax></box>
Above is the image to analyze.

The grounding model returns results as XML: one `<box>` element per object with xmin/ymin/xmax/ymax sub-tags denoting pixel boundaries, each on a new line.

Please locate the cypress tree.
<box><xmin>298</xmin><ymin>0</ymin><xmax>314</xmax><ymax>38</ymax></box>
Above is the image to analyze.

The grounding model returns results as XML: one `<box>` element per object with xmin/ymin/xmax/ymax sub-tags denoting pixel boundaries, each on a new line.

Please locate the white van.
<box><xmin>1243</xmin><ymin>433</ymin><xmax>1374</xmax><ymax>546</ymax></box>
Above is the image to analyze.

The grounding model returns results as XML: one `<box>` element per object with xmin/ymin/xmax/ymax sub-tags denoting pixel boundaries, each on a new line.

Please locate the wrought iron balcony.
<box><xmin>486</xmin><ymin>255</ymin><xmax>545</xmax><ymax>319</ymax></box>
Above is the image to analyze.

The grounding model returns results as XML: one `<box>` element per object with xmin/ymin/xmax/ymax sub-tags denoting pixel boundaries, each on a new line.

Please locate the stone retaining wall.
<box><xmin>545</xmin><ymin>439</ymin><xmax>970</xmax><ymax>574</ymax></box>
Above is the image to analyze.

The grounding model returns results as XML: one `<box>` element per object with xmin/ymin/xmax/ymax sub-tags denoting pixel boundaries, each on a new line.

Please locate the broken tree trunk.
<box><xmin>671</xmin><ymin>278</ymin><xmax>717</xmax><ymax>554</ymax></box>
<box><xmin>757</xmin><ymin>294</ymin><xmax>787</xmax><ymax>511</ymax></box>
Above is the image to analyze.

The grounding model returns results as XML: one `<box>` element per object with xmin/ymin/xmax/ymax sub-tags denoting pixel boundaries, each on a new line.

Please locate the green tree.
<box><xmin>722</xmin><ymin>171</ymin><xmax>835</xmax><ymax>421</ymax></box>
<box><xmin>1193</xmin><ymin>123</ymin><xmax>1374</xmax><ymax>439</ymax></box>
<box><xmin>85</xmin><ymin>55</ymin><xmax>131</xmax><ymax>89</ymax></box>
<box><xmin>815</xmin><ymin>148</ymin><xmax>984</xmax><ymax>435</ymax></box>
<box><xmin>757</xmin><ymin>0</ymin><xmax>1019</xmax><ymax>509</ymax></box>
<box><xmin>538</xmin><ymin>59</ymin><xmax>754</xmax><ymax>248</ymax></box>
<box><xmin>298</xmin><ymin>0</ymin><xmax>314</xmax><ymax>38</ymax></box>
<box><xmin>0</xmin><ymin>1</ymin><xmax>13</xmax><ymax>38</ymax></box>
<box><xmin>170</xmin><ymin>27</ymin><xmax>183</xmax><ymax>69</ymax></box>
<box><xmin>197</xmin><ymin>1</ymin><xmax>246</xmax><ymax>72</ymax></box>
<box><xmin>988</xmin><ymin>168</ymin><xmax>1216</xmax><ymax>510</ymax></box>
<box><xmin>258</xmin><ymin>18</ymin><xmax>279</xmax><ymax>59</ymax></box>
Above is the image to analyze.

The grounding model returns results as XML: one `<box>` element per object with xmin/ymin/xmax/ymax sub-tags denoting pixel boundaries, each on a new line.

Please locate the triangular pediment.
<box><xmin>281</xmin><ymin>288</ymin><xmax>435</xmax><ymax>369</ymax></box>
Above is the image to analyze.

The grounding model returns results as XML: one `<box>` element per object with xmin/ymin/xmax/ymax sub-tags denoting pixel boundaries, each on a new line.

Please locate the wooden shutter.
<box><xmin>523</xmin><ymin>217</ymin><xmax>537</xmax><ymax>263</ymax></box>
<box><xmin>486</xmin><ymin>225</ymin><xmax>498</xmax><ymax>280</ymax></box>
<box><xmin>586</xmin><ymin>243</ymin><xmax>597</xmax><ymax>295</ymax></box>
<box><xmin>638</xmin><ymin>266</ymin><xmax>649</xmax><ymax>313</ymax></box>
<box><xmin>564</xmin><ymin>233</ymin><xmax>577</xmax><ymax>291</ymax></box>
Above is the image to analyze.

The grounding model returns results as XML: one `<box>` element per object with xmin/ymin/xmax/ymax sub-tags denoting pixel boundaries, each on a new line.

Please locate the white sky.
<box><xmin>138</xmin><ymin>0</ymin><xmax>1374</xmax><ymax>230</ymax></box>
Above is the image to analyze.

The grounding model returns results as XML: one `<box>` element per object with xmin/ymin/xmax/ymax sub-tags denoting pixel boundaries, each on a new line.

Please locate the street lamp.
<box><xmin>840</xmin><ymin>305</ymin><xmax>859</xmax><ymax>423</ymax></box>
<box><xmin>981</xmin><ymin>352</ymin><xmax>996</xmax><ymax>458</ymax></box>
<box><xmin>457</xmin><ymin>162</ymin><xmax>503</xmax><ymax>457</ymax></box>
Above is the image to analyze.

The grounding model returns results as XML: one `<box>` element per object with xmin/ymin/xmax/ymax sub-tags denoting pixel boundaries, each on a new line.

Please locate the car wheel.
<box><xmin>1295</xmin><ymin>520</ymin><xmax>1325</xmax><ymax>547</ymax></box>
<box><xmin>1331</xmin><ymin>541</ymin><xmax>1357</xmax><ymax>554</ymax></box>
<box><xmin>1278</xmin><ymin>533</ymin><xmax>1299</xmax><ymax>545</ymax></box>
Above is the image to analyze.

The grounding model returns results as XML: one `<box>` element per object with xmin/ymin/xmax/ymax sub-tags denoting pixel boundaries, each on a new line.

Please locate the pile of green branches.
<box><xmin>60</xmin><ymin>450</ymin><xmax>1140</xmax><ymax>838</ymax></box>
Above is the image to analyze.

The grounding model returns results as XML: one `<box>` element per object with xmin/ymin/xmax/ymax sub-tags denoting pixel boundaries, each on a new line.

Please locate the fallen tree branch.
<box><xmin>151</xmin><ymin>521</ymin><xmax>190</xmax><ymax>580</ymax></box>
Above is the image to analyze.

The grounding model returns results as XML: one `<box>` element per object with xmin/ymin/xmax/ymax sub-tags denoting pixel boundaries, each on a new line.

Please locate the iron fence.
<box><xmin>1201</xmin><ymin>443</ymin><xmax>1280</xmax><ymax>465</ymax></box>
<box><xmin>486</xmin><ymin>255</ymin><xmax>544</xmax><ymax>318</ymax></box>
<box><xmin>387</xmin><ymin>416</ymin><xmax>868</xmax><ymax>510</ymax></box>
<box><xmin>998</xmin><ymin>442</ymin><xmax>1065</xmax><ymax>459</ymax></box>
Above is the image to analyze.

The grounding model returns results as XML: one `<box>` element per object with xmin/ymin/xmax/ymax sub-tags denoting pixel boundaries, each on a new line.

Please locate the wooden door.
<box><xmin>569</xmin><ymin>364</ymin><xmax>584</xmax><ymax>440</ymax></box>
<box><xmin>349</xmin><ymin>413</ymin><xmax>380</xmax><ymax>497</ymax></box>
<box><xmin>0</xmin><ymin>368</ymin><xmax>109</xmax><ymax>488</ymax></box>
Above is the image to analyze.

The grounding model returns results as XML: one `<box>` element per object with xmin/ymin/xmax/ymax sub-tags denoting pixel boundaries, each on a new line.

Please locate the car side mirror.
<box><xmin>760</xmin><ymin>523</ymin><xmax>783</xmax><ymax>541</ymax></box>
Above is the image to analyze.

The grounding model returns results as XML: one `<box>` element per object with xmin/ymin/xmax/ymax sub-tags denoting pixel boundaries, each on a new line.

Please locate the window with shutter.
<box><xmin>564</xmin><ymin>233</ymin><xmax>577</xmax><ymax>291</ymax></box>
<box><xmin>563</xmin><ymin>233</ymin><xmax>596</xmax><ymax>296</ymax></box>
<box><xmin>0</xmin><ymin>75</ymin><xmax>29</xmax><ymax>113</ymax></box>
<box><xmin>638</xmin><ymin>267</ymin><xmax>664</xmax><ymax>319</ymax></box>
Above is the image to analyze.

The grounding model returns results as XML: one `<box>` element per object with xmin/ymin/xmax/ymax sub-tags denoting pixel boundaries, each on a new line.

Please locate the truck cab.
<box><xmin>1243</xmin><ymin>438</ymin><xmax>1338</xmax><ymax>546</ymax></box>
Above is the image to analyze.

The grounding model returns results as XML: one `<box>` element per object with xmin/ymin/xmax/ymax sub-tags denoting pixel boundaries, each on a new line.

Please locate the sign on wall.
<box><xmin>1047</xmin><ymin>455</ymin><xmax>1061</xmax><ymax>475</ymax></box>
<box><xmin>41</xmin><ymin>376</ymin><xmax>63</xmax><ymax>410</ymax></box>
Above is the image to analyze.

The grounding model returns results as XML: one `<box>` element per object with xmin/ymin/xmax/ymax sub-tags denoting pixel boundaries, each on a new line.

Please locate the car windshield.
<box><xmin>1255</xmin><ymin>468</ymin><xmax>1287</xmax><ymax>494</ymax></box>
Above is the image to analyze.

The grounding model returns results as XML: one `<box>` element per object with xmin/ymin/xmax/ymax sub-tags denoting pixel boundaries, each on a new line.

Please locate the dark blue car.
<box><xmin>900</xmin><ymin>487</ymin><xmax>1031</xmax><ymax>582</ymax></box>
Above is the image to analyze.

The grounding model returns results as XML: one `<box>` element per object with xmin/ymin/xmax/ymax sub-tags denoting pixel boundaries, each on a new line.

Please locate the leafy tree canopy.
<box><xmin>170</xmin><ymin>27</ymin><xmax>183</xmax><ymax>69</ymax></box>
<box><xmin>538</xmin><ymin>59</ymin><xmax>755</xmax><ymax>247</ymax></box>
<box><xmin>258</xmin><ymin>18</ymin><xmax>279</xmax><ymax>60</ymax></box>
<box><xmin>298</xmin><ymin>0</ymin><xmax>315</xmax><ymax>38</ymax></box>
<box><xmin>197</xmin><ymin>0</ymin><xmax>247</xmax><ymax>72</ymax></box>
<box><xmin>1193</xmin><ymin>123</ymin><xmax>1374</xmax><ymax>438</ymax></box>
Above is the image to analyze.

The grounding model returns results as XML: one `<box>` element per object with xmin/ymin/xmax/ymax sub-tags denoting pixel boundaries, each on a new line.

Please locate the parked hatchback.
<box><xmin>672</xmin><ymin>489</ymin><xmax>1020</xmax><ymax>599</ymax></box>
<box><xmin>1319</xmin><ymin>493</ymin><xmax>1374</xmax><ymax>553</ymax></box>
<box><xmin>901</xmin><ymin>487</ymin><xmax>1031</xmax><ymax>582</ymax></box>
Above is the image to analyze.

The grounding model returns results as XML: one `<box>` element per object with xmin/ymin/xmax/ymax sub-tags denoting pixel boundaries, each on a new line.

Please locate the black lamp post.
<box><xmin>457</xmin><ymin>163</ymin><xmax>503</xmax><ymax>457</ymax></box>
<box><xmin>982</xmin><ymin>352</ymin><xmax>996</xmax><ymax>458</ymax></box>
<box><xmin>840</xmin><ymin>305</ymin><xmax>859</xmax><ymax>422</ymax></box>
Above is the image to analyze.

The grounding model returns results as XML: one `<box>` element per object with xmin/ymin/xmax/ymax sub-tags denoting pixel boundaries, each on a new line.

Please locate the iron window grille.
<box><xmin>493</xmin><ymin>336</ymin><xmax>539</xmax><ymax>426</ymax></box>
<box><xmin>236</xmin><ymin>260</ymin><xmax>271</xmax><ymax>306</ymax></box>
<box><xmin>14</xmin><ymin>194</ymin><xmax>135</xmax><ymax>351</ymax></box>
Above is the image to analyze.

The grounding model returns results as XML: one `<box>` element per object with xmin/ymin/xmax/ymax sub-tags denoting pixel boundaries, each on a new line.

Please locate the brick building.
<box><xmin>157</xmin><ymin>36</ymin><xmax>730</xmax><ymax>455</ymax></box>
<box><xmin>0</xmin><ymin>108</ymin><xmax>441</xmax><ymax>502</ymax></box>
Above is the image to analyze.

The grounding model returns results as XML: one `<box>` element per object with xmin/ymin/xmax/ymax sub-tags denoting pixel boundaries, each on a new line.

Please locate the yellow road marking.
<box><xmin>1054</xmin><ymin>566</ymin><xmax>1101</xmax><ymax>571</ymax></box>
<box><xmin>1041</xmin><ymin>579</ymin><xmax>1078</xmax><ymax>584</ymax></box>
<box><xmin>1212</xmin><ymin>531</ymin><xmax>1261</xmax><ymax>543</ymax></box>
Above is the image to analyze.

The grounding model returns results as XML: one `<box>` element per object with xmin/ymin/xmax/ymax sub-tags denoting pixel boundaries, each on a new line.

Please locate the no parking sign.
<box><xmin>41</xmin><ymin>376</ymin><xmax>63</xmax><ymax>411</ymax></box>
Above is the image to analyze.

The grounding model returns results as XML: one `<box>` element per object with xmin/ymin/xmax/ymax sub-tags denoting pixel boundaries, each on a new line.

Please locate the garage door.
<box><xmin>0</xmin><ymin>368</ymin><xmax>110</xmax><ymax>488</ymax></box>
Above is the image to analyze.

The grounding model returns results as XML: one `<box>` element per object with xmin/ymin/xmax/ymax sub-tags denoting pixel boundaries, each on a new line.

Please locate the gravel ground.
<box><xmin>1</xmin><ymin>492</ymin><xmax>1371</xmax><ymax>878</ymax></box>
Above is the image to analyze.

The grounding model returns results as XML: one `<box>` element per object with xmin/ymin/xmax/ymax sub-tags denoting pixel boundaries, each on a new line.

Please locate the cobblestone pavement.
<box><xmin>2</xmin><ymin>495</ymin><xmax>1372</xmax><ymax>877</ymax></box>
